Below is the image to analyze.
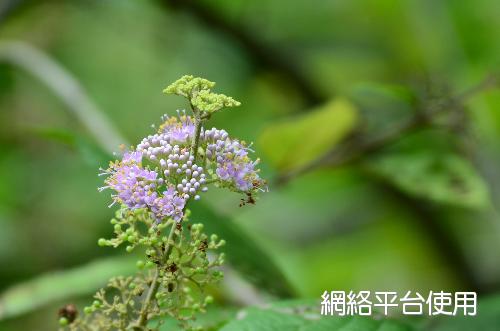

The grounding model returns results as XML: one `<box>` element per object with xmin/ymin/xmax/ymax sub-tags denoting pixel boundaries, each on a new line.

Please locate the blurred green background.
<box><xmin>1</xmin><ymin>0</ymin><xmax>500</xmax><ymax>330</ymax></box>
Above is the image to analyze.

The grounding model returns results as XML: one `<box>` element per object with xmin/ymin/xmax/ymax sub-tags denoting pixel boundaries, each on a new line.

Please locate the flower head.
<box><xmin>100</xmin><ymin>91</ymin><xmax>264</xmax><ymax>222</ymax></box>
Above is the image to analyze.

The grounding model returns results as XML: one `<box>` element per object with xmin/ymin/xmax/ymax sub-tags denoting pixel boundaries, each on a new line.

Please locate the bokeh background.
<box><xmin>1</xmin><ymin>0</ymin><xmax>500</xmax><ymax>330</ymax></box>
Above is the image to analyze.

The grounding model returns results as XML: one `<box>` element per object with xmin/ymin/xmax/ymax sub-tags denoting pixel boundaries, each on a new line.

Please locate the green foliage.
<box><xmin>190</xmin><ymin>202</ymin><xmax>295</xmax><ymax>298</ymax></box>
<box><xmin>430</xmin><ymin>295</ymin><xmax>500</xmax><ymax>331</ymax></box>
<box><xmin>70</xmin><ymin>208</ymin><xmax>225</xmax><ymax>330</ymax></box>
<box><xmin>0</xmin><ymin>256</ymin><xmax>135</xmax><ymax>320</ymax></box>
<box><xmin>158</xmin><ymin>306</ymin><xmax>236</xmax><ymax>331</ymax></box>
<box><xmin>30</xmin><ymin>127</ymin><xmax>111</xmax><ymax>167</ymax></box>
<box><xmin>367</xmin><ymin>152</ymin><xmax>490</xmax><ymax>209</ymax></box>
<box><xmin>219</xmin><ymin>300</ymin><xmax>413</xmax><ymax>331</ymax></box>
<box><xmin>258</xmin><ymin>98</ymin><xmax>358</xmax><ymax>172</ymax></box>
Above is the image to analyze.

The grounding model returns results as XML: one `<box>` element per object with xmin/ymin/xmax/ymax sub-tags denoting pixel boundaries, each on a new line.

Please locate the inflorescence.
<box><xmin>99</xmin><ymin>110</ymin><xmax>266</xmax><ymax>222</ymax></box>
<box><xmin>61</xmin><ymin>76</ymin><xmax>266</xmax><ymax>331</ymax></box>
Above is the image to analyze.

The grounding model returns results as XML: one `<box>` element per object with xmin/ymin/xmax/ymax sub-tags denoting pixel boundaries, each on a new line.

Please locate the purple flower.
<box><xmin>204</xmin><ymin>128</ymin><xmax>265</xmax><ymax>192</ymax></box>
<box><xmin>157</xmin><ymin>111</ymin><xmax>196</xmax><ymax>144</ymax></box>
<box><xmin>100</xmin><ymin>112</ymin><xmax>265</xmax><ymax>222</ymax></box>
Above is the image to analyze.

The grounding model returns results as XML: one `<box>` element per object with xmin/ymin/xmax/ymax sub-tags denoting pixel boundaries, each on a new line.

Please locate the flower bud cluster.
<box><xmin>68</xmin><ymin>209</ymin><xmax>225</xmax><ymax>331</ymax></box>
<box><xmin>163</xmin><ymin>75</ymin><xmax>240</xmax><ymax>114</ymax></box>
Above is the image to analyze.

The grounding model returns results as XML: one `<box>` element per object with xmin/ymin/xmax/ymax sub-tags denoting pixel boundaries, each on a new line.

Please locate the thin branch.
<box><xmin>135</xmin><ymin>111</ymin><xmax>205</xmax><ymax>328</ymax></box>
<box><xmin>135</xmin><ymin>223</ymin><xmax>177</xmax><ymax>328</ymax></box>
<box><xmin>134</xmin><ymin>267</ymin><xmax>160</xmax><ymax>329</ymax></box>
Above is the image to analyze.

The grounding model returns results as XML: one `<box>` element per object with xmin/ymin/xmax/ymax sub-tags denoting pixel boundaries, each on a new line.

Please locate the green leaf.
<box><xmin>367</xmin><ymin>152</ymin><xmax>490</xmax><ymax>209</ymax></box>
<box><xmin>0</xmin><ymin>256</ymin><xmax>135</xmax><ymax>320</ymax></box>
<box><xmin>189</xmin><ymin>202</ymin><xmax>296</xmax><ymax>298</ymax></box>
<box><xmin>28</xmin><ymin>126</ymin><xmax>111</xmax><ymax>167</ymax></box>
<box><xmin>430</xmin><ymin>295</ymin><xmax>500</xmax><ymax>331</ymax></box>
<box><xmin>258</xmin><ymin>98</ymin><xmax>358</xmax><ymax>172</ymax></box>
<box><xmin>219</xmin><ymin>300</ymin><xmax>413</xmax><ymax>331</ymax></box>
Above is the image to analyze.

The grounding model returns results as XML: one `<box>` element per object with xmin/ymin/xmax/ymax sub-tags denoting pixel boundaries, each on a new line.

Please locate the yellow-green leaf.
<box><xmin>258</xmin><ymin>98</ymin><xmax>358</xmax><ymax>172</ymax></box>
<box><xmin>0</xmin><ymin>256</ymin><xmax>135</xmax><ymax>320</ymax></box>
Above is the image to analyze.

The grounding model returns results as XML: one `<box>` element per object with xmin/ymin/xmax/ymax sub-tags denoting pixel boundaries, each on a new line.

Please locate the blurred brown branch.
<box><xmin>271</xmin><ymin>74</ymin><xmax>498</xmax><ymax>294</ymax></box>
<box><xmin>276</xmin><ymin>74</ymin><xmax>499</xmax><ymax>186</ymax></box>
<box><xmin>160</xmin><ymin>0</ymin><xmax>326</xmax><ymax>107</ymax></box>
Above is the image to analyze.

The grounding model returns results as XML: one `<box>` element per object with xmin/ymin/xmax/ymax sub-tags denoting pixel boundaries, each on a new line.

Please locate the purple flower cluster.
<box><xmin>157</xmin><ymin>112</ymin><xmax>195</xmax><ymax>144</ymax></box>
<box><xmin>100</xmin><ymin>151</ymin><xmax>188</xmax><ymax>221</ymax></box>
<box><xmin>100</xmin><ymin>112</ymin><xmax>264</xmax><ymax>222</ymax></box>
<box><xmin>203</xmin><ymin>128</ymin><xmax>261</xmax><ymax>192</ymax></box>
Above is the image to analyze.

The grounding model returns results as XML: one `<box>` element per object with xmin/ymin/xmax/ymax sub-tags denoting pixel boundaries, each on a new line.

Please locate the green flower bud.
<box><xmin>97</xmin><ymin>238</ymin><xmax>107</xmax><ymax>247</ymax></box>
<box><xmin>204</xmin><ymin>295</ymin><xmax>214</xmax><ymax>304</ymax></box>
<box><xmin>136</xmin><ymin>260</ymin><xmax>145</xmax><ymax>269</ymax></box>
<box><xmin>59</xmin><ymin>317</ymin><xmax>69</xmax><ymax>326</ymax></box>
<box><xmin>129</xmin><ymin>282</ymin><xmax>136</xmax><ymax>289</ymax></box>
<box><xmin>145</xmin><ymin>261</ymin><xmax>155</xmax><ymax>269</ymax></box>
<box><xmin>114</xmin><ymin>224</ymin><xmax>122</xmax><ymax>232</ymax></box>
<box><xmin>92</xmin><ymin>300</ymin><xmax>101</xmax><ymax>308</ymax></box>
<box><xmin>84</xmin><ymin>306</ymin><xmax>93</xmax><ymax>314</ymax></box>
<box><xmin>126</xmin><ymin>245</ymin><xmax>134</xmax><ymax>253</ymax></box>
<box><xmin>219</xmin><ymin>240</ymin><xmax>226</xmax><ymax>247</ymax></box>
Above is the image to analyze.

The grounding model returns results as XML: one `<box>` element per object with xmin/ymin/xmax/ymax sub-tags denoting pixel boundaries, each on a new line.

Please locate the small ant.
<box><xmin>198</xmin><ymin>239</ymin><xmax>208</xmax><ymax>252</ymax></box>
<box><xmin>167</xmin><ymin>282</ymin><xmax>175</xmax><ymax>292</ymax></box>
<box><xmin>239</xmin><ymin>192</ymin><xmax>256</xmax><ymax>207</ymax></box>
<box><xmin>58</xmin><ymin>304</ymin><xmax>78</xmax><ymax>324</ymax></box>
<box><xmin>166</xmin><ymin>262</ymin><xmax>178</xmax><ymax>273</ymax></box>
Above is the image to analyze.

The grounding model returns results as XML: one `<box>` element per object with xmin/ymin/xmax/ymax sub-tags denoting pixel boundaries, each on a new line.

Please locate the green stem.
<box><xmin>191</xmin><ymin>115</ymin><xmax>202</xmax><ymax>160</ymax></box>
<box><xmin>134</xmin><ymin>112</ymin><xmax>206</xmax><ymax>328</ymax></box>
<box><xmin>135</xmin><ymin>264</ymin><xmax>160</xmax><ymax>328</ymax></box>
<box><xmin>134</xmin><ymin>224</ymin><xmax>177</xmax><ymax>329</ymax></box>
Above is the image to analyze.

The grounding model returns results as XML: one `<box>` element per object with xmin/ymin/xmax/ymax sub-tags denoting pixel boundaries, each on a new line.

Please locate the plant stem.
<box><xmin>135</xmin><ymin>223</ymin><xmax>177</xmax><ymax>328</ymax></box>
<box><xmin>191</xmin><ymin>115</ymin><xmax>203</xmax><ymax>160</ymax></box>
<box><xmin>135</xmin><ymin>267</ymin><xmax>160</xmax><ymax>328</ymax></box>
<box><xmin>135</xmin><ymin>112</ymin><xmax>205</xmax><ymax>328</ymax></box>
